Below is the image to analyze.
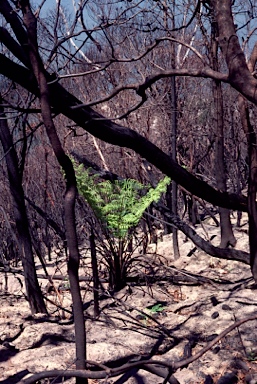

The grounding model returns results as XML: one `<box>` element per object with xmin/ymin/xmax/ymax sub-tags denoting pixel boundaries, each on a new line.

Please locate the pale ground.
<box><xmin>1</xmin><ymin>213</ymin><xmax>257</xmax><ymax>384</ymax></box>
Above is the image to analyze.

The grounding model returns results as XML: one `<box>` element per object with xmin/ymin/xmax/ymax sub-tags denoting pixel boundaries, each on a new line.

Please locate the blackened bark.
<box><xmin>0</xmin><ymin>104</ymin><xmax>47</xmax><ymax>314</ymax></box>
<box><xmin>89</xmin><ymin>228</ymin><xmax>100</xmax><ymax>318</ymax></box>
<box><xmin>115</xmin><ymin>241</ymin><xmax>124</xmax><ymax>291</ymax></box>
<box><xmin>19</xmin><ymin>1</ymin><xmax>86</xmax><ymax>380</ymax></box>
<box><xmin>237</xmin><ymin>42</ymin><xmax>257</xmax><ymax>282</ymax></box>
<box><xmin>212</xmin><ymin>0</ymin><xmax>257</xmax><ymax>281</ymax></box>
<box><xmin>188</xmin><ymin>196</ymin><xmax>199</xmax><ymax>226</ymax></box>
<box><xmin>165</xmin><ymin>34</ymin><xmax>180</xmax><ymax>259</ymax></box>
<box><xmin>171</xmin><ymin>74</ymin><xmax>180</xmax><ymax>259</ymax></box>
<box><xmin>213</xmin><ymin>0</ymin><xmax>257</xmax><ymax>102</ymax></box>
<box><xmin>168</xmin><ymin>8</ymin><xmax>180</xmax><ymax>259</ymax></box>
<box><xmin>213</xmin><ymin>104</ymin><xmax>236</xmax><ymax>248</ymax></box>
<box><xmin>211</xmin><ymin>13</ymin><xmax>236</xmax><ymax>248</ymax></box>
<box><xmin>238</xmin><ymin>96</ymin><xmax>257</xmax><ymax>282</ymax></box>
<box><xmin>248</xmin><ymin>144</ymin><xmax>257</xmax><ymax>282</ymax></box>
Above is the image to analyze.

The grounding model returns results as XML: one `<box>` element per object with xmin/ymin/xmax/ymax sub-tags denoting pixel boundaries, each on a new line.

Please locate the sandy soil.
<box><xmin>1</xmin><ymin>215</ymin><xmax>257</xmax><ymax>384</ymax></box>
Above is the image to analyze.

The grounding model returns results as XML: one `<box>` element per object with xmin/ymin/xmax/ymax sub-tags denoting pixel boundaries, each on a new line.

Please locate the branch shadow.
<box><xmin>28</xmin><ymin>332</ymin><xmax>74</xmax><ymax>349</ymax></box>
<box><xmin>0</xmin><ymin>344</ymin><xmax>19</xmax><ymax>363</ymax></box>
<box><xmin>0</xmin><ymin>369</ymin><xmax>72</xmax><ymax>384</ymax></box>
<box><xmin>0</xmin><ymin>370</ymin><xmax>30</xmax><ymax>384</ymax></box>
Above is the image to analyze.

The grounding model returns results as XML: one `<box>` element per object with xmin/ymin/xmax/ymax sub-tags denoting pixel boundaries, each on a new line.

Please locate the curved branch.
<box><xmin>70</xmin><ymin>67</ymin><xmax>228</xmax><ymax>110</ymax></box>
<box><xmin>59</xmin><ymin>34</ymin><xmax>206</xmax><ymax>81</ymax></box>
<box><xmin>173</xmin><ymin>313</ymin><xmax>257</xmax><ymax>370</ymax></box>
<box><xmin>0</xmin><ymin>54</ymin><xmax>247</xmax><ymax>212</ymax></box>
<box><xmin>155</xmin><ymin>203</ymin><xmax>249</xmax><ymax>264</ymax></box>
<box><xmin>214</xmin><ymin>0</ymin><xmax>257</xmax><ymax>104</ymax></box>
<box><xmin>19</xmin><ymin>314</ymin><xmax>257</xmax><ymax>384</ymax></box>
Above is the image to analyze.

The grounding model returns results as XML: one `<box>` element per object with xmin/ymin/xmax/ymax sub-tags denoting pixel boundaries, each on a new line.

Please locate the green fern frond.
<box><xmin>72</xmin><ymin>158</ymin><xmax>170</xmax><ymax>239</ymax></box>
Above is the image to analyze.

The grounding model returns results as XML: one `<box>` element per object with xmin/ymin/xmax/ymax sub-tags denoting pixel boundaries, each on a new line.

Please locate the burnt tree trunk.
<box><xmin>238</xmin><ymin>94</ymin><xmax>257</xmax><ymax>282</ymax></box>
<box><xmin>90</xmin><ymin>228</ymin><xmax>100</xmax><ymax>318</ymax></box>
<box><xmin>0</xmin><ymin>103</ymin><xmax>47</xmax><ymax>314</ymax></box>
<box><xmin>237</xmin><ymin>43</ymin><xmax>257</xmax><ymax>282</ymax></box>
<box><xmin>211</xmin><ymin>14</ymin><xmax>236</xmax><ymax>248</ymax></box>
<box><xmin>166</xmin><ymin>3</ymin><xmax>180</xmax><ymax>259</ymax></box>
<box><xmin>170</xmin><ymin>74</ymin><xmax>180</xmax><ymax>259</ymax></box>
<box><xmin>248</xmin><ymin>135</ymin><xmax>257</xmax><ymax>282</ymax></box>
<box><xmin>164</xmin><ymin>3</ymin><xmax>180</xmax><ymax>258</ymax></box>
<box><xmin>20</xmin><ymin>1</ymin><xmax>87</xmax><ymax>381</ymax></box>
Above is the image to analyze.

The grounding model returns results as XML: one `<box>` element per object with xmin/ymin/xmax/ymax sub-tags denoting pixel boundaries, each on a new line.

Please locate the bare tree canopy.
<box><xmin>0</xmin><ymin>0</ymin><xmax>255</xmax><ymax>210</ymax></box>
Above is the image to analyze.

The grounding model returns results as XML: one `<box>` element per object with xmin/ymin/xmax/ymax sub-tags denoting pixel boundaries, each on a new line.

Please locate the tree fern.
<box><xmin>73</xmin><ymin>160</ymin><xmax>170</xmax><ymax>239</ymax></box>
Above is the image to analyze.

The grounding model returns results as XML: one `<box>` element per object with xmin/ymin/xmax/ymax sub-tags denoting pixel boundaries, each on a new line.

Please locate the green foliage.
<box><xmin>73</xmin><ymin>160</ymin><xmax>171</xmax><ymax>290</ymax></box>
<box><xmin>146</xmin><ymin>303</ymin><xmax>165</xmax><ymax>314</ymax></box>
<box><xmin>73</xmin><ymin>161</ymin><xmax>170</xmax><ymax>239</ymax></box>
<box><xmin>138</xmin><ymin>303</ymin><xmax>166</xmax><ymax>325</ymax></box>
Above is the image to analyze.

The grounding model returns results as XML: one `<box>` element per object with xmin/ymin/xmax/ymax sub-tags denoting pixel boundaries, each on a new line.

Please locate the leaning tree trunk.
<box><xmin>237</xmin><ymin>43</ymin><xmax>257</xmax><ymax>283</ymax></box>
<box><xmin>0</xmin><ymin>103</ymin><xmax>47</xmax><ymax>314</ymax></box>
<box><xmin>211</xmin><ymin>14</ymin><xmax>236</xmax><ymax>248</ymax></box>
<box><xmin>20</xmin><ymin>2</ymin><xmax>87</xmax><ymax>382</ymax></box>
